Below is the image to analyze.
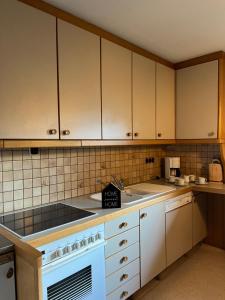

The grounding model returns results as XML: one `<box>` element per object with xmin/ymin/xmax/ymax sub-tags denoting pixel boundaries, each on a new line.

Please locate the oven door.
<box><xmin>42</xmin><ymin>243</ymin><xmax>106</xmax><ymax>300</ymax></box>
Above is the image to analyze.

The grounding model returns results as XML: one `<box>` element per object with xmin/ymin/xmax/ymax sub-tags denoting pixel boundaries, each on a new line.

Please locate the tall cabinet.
<box><xmin>176</xmin><ymin>60</ymin><xmax>218</xmax><ymax>139</ymax></box>
<box><xmin>156</xmin><ymin>64</ymin><xmax>175</xmax><ymax>139</ymax></box>
<box><xmin>0</xmin><ymin>0</ymin><xmax>58</xmax><ymax>139</ymax></box>
<box><xmin>132</xmin><ymin>53</ymin><xmax>156</xmax><ymax>139</ymax></box>
<box><xmin>58</xmin><ymin>20</ymin><xmax>101</xmax><ymax>139</ymax></box>
<box><xmin>101</xmin><ymin>39</ymin><xmax>132</xmax><ymax>139</ymax></box>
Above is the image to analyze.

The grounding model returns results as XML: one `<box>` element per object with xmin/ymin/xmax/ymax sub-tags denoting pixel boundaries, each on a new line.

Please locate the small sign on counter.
<box><xmin>102</xmin><ymin>183</ymin><xmax>121</xmax><ymax>209</ymax></box>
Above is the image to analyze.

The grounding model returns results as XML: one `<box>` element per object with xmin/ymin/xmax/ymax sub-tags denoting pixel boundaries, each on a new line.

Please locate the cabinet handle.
<box><xmin>119</xmin><ymin>239</ymin><xmax>128</xmax><ymax>247</ymax></box>
<box><xmin>208</xmin><ymin>131</ymin><xmax>214</xmax><ymax>137</ymax></box>
<box><xmin>120</xmin><ymin>256</ymin><xmax>128</xmax><ymax>264</ymax></box>
<box><xmin>140</xmin><ymin>212</ymin><xmax>148</xmax><ymax>219</ymax></box>
<box><xmin>62</xmin><ymin>130</ymin><xmax>70</xmax><ymax>136</ymax></box>
<box><xmin>6</xmin><ymin>268</ymin><xmax>14</xmax><ymax>279</ymax></box>
<box><xmin>157</xmin><ymin>133</ymin><xmax>162</xmax><ymax>138</ymax></box>
<box><xmin>120</xmin><ymin>274</ymin><xmax>129</xmax><ymax>281</ymax></box>
<box><xmin>119</xmin><ymin>222</ymin><xmax>128</xmax><ymax>229</ymax></box>
<box><xmin>48</xmin><ymin>129</ymin><xmax>57</xmax><ymax>135</ymax></box>
<box><xmin>134</xmin><ymin>132</ymin><xmax>138</xmax><ymax>137</ymax></box>
<box><xmin>126</xmin><ymin>132</ymin><xmax>132</xmax><ymax>137</ymax></box>
<box><xmin>121</xmin><ymin>291</ymin><xmax>129</xmax><ymax>298</ymax></box>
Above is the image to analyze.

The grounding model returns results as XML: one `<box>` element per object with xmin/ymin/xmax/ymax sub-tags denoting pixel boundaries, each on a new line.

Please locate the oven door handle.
<box><xmin>42</xmin><ymin>241</ymin><xmax>106</xmax><ymax>273</ymax></box>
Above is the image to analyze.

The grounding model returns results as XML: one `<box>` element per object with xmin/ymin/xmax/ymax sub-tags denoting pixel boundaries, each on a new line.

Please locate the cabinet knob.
<box><xmin>6</xmin><ymin>268</ymin><xmax>14</xmax><ymax>279</ymax></box>
<box><xmin>134</xmin><ymin>132</ymin><xmax>139</xmax><ymax>137</ymax></box>
<box><xmin>119</xmin><ymin>222</ymin><xmax>128</xmax><ymax>229</ymax></box>
<box><xmin>120</xmin><ymin>274</ymin><xmax>129</xmax><ymax>281</ymax></box>
<box><xmin>140</xmin><ymin>212</ymin><xmax>148</xmax><ymax>219</ymax></box>
<box><xmin>208</xmin><ymin>131</ymin><xmax>214</xmax><ymax>137</ymax></box>
<box><xmin>48</xmin><ymin>129</ymin><xmax>57</xmax><ymax>135</ymax></box>
<box><xmin>121</xmin><ymin>291</ymin><xmax>129</xmax><ymax>298</ymax></box>
<box><xmin>119</xmin><ymin>239</ymin><xmax>128</xmax><ymax>247</ymax></box>
<box><xmin>157</xmin><ymin>133</ymin><xmax>162</xmax><ymax>138</ymax></box>
<box><xmin>120</xmin><ymin>256</ymin><xmax>128</xmax><ymax>264</ymax></box>
<box><xmin>126</xmin><ymin>132</ymin><xmax>132</xmax><ymax>137</ymax></box>
<box><xmin>62</xmin><ymin>130</ymin><xmax>70</xmax><ymax>136</ymax></box>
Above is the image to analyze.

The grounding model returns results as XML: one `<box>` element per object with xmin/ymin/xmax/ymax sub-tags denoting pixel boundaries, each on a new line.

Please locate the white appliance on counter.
<box><xmin>165</xmin><ymin>157</ymin><xmax>181</xmax><ymax>179</ymax></box>
<box><xmin>208</xmin><ymin>159</ymin><xmax>223</xmax><ymax>182</ymax></box>
<box><xmin>165</xmin><ymin>192</ymin><xmax>193</xmax><ymax>266</ymax></box>
<box><xmin>38</xmin><ymin>224</ymin><xmax>106</xmax><ymax>300</ymax></box>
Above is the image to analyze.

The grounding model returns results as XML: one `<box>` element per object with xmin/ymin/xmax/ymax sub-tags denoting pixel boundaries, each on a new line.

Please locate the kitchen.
<box><xmin>1</xmin><ymin>0</ymin><xmax>225</xmax><ymax>299</ymax></box>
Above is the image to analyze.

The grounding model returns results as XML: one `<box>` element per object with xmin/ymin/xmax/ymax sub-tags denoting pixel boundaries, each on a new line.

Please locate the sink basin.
<box><xmin>90</xmin><ymin>183</ymin><xmax>176</xmax><ymax>206</ymax></box>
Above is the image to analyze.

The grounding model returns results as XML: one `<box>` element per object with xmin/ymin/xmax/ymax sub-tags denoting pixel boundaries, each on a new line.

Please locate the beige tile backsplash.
<box><xmin>0</xmin><ymin>146</ymin><xmax>165</xmax><ymax>214</ymax></box>
<box><xmin>0</xmin><ymin>144</ymin><xmax>221</xmax><ymax>214</ymax></box>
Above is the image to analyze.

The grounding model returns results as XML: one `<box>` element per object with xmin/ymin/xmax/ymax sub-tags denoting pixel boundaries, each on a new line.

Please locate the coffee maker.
<box><xmin>165</xmin><ymin>157</ymin><xmax>181</xmax><ymax>179</ymax></box>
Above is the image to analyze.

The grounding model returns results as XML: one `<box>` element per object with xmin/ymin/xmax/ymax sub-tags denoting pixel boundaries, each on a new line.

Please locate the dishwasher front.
<box><xmin>165</xmin><ymin>192</ymin><xmax>193</xmax><ymax>267</ymax></box>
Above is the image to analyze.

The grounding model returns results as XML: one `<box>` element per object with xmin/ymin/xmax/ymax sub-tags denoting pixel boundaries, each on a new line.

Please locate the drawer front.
<box><xmin>105</xmin><ymin>211</ymin><xmax>139</xmax><ymax>239</ymax></box>
<box><xmin>105</xmin><ymin>226</ymin><xmax>139</xmax><ymax>258</ymax></box>
<box><xmin>106</xmin><ymin>259</ymin><xmax>140</xmax><ymax>295</ymax></box>
<box><xmin>105</xmin><ymin>242</ymin><xmax>139</xmax><ymax>276</ymax></box>
<box><xmin>107</xmin><ymin>274</ymin><xmax>140</xmax><ymax>300</ymax></box>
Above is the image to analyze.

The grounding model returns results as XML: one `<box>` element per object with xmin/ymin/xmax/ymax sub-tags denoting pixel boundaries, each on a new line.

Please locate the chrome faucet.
<box><xmin>111</xmin><ymin>175</ymin><xmax>125</xmax><ymax>191</ymax></box>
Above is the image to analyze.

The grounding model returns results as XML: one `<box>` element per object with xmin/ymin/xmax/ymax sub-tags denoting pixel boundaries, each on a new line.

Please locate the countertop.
<box><xmin>1</xmin><ymin>179</ymin><xmax>225</xmax><ymax>248</ymax></box>
<box><xmin>0</xmin><ymin>235</ymin><xmax>14</xmax><ymax>255</ymax></box>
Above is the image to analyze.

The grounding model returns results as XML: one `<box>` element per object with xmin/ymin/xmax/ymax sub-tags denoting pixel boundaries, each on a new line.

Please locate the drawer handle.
<box><xmin>121</xmin><ymin>291</ymin><xmax>129</xmax><ymax>298</ymax></box>
<box><xmin>120</xmin><ymin>256</ymin><xmax>128</xmax><ymax>264</ymax></box>
<box><xmin>6</xmin><ymin>268</ymin><xmax>14</xmax><ymax>279</ymax></box>
<box><xmin>120</xmin><ymin>273</ymin><xmax>129</xmax><ymax>281</ymax></box>
<box><xmin>119</xmin><ymin>222</ymin><xmax>128</xmax><ymax>229</ymax></box>
<box><xmin>140</xmin><ymin>212</ymin><xmax>147</xmax><ymax>219</ymax></box>
<box><xmin>119</xmin><ymin>239</ymin><xmax>128</xmax><ymax>247</ymax></box>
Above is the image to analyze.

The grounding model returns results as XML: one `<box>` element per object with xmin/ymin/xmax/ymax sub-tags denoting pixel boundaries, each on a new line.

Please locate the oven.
<box><xmin>38</xmin><ymin>224</ymin><xmax>106</xmax><ymax>300</ymax></box>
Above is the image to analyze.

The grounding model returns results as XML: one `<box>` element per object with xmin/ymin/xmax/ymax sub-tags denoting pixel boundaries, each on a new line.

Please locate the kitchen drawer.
<box><xmin>106</xmin><ymin>242</ymin><xmax>139</xmax><ymax>276</ymax></box>
<box><xmin>105</xmin><ymin>211</ymin><xmax>139</xmax><ymax>239</ymax></box>
<box><xmin>107</xmin><ymin>274</ymin><xmax>140</xmax><ymax>300</ymax></box>
<box><xmin>106</xmin><ymin>259</ymin><xmax>140</xmax><ymax>295</ymax></box>
<box><xmin>105</xmin><ymin>226</ymin><xmax>139</xmax><ymax>258</ymax></box>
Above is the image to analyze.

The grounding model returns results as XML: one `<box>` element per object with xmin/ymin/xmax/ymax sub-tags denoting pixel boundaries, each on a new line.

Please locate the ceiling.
<box><xmin>45</xmin><ymin>0</ymin><xmax>225</xmax><ymax>63</ymax></box>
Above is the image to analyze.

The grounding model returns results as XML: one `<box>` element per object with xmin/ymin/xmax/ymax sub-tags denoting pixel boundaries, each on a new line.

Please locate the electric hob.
<box><xmin>0</xmin><ymin>203</ymin><xmax>95</xmax><ymax>237</ymax></box>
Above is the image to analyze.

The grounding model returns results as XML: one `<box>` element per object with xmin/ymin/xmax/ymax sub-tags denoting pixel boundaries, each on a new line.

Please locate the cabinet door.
<box><xmin>140</xmin><ymin>202</ymin><xmax>166</xmax><ymax>287</ymax></box>
<box><xmin>102</xmin><ymin>39</ymin><xmax>132</xmax><ymax>139</ymax></box>
<box><xmin>193</xmin><ymin>193</ymin><xmax>207</xmax><ymax>246</ymax></box>
<box><xmin>133</xmin><ymin>53</ymin><xmax>155</xmax><ymax>139</ymax></box>
<box><xmin>166</xmin><ymin>203</ymin><xmax>193</xmax><ymax>266</ymax></box>
<box><xmin>58</xmin><ymin>20</ymin><xmax>101</xmax><ymax>139</ymax></box>
<box><xmin>0</xmin><ymin>0</ymin><xmax>58</xmax><ymax>139</ymax></box>
<box><xmin>176</xmin><ymin>61</ymin><xmax>218</xmax><ymax>139</ymax></box>
<box><xmin>156</xmin><ymin>64</ymin><xmax>175</xmax><ymax>139</ymax></box>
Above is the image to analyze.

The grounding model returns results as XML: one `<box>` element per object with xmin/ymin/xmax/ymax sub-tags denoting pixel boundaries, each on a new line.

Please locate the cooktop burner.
<box><xmin>0</xmin><ymin>203</ymin><xmax>95</xmax><ymax>237</ymax></box>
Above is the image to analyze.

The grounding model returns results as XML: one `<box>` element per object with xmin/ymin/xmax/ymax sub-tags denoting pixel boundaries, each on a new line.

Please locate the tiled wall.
<box><xmin>0</xmin><ymin>146</ymin><xmax>165</xmax><ymax>214</ymax></box>
<box><xmin>0</xmin><ymin>144</ymin><xmax>221</xmax><ymax>214</ymax></box>
<box><xmin>166</xmin><ymin>144</ymin><xmax>221</xmax><ymax>177</ymax></box>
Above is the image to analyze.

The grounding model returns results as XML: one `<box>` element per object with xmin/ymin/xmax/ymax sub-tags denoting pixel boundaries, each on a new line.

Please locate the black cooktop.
<box><xmin>0</xmin><ymin>204</ymin><xmax>95</xmax><ymax>237</ymax></box>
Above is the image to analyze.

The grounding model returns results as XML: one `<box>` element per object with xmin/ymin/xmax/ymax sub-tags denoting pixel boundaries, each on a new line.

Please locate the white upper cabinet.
<box><xmin>133</xmin><ymin>53</ymin><xmax>156</xmax><ymax>139</ymax></box>
<box><xmin>176</xmin><ymin>60</ymin><xmax>218</xmax><ymax>139</ymax></box>
<box><xmin>58</xmin><ymin>20</ymin><xmax>101</xmax><ymax>139</ymax></box>
<box><xmin>0</xmin><ymin>0</ymin><xmax>58</xmax><ymax>139</ymax></box>
<box><xmin>156</xmin><ymin>64</ymin><xmax>175</xmax><ymax>139</ymax></box>
<box><xmin>101</xmin><ymin>39</ymin><xmax>132</xmax><ymax>139</ymax></box>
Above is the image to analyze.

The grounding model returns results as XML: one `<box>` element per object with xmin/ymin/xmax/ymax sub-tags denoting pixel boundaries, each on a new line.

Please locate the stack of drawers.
<box><xmin>105</xmin><ymin>211</ymin><xmax>140</xmax><ymax>300</ymax></box>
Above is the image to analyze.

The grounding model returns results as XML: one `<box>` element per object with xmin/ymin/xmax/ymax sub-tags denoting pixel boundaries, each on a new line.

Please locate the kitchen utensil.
<box><xmin>208</xmin><ymin>159</ymin><xmax>223</xmax><ymax>182</ymax></box>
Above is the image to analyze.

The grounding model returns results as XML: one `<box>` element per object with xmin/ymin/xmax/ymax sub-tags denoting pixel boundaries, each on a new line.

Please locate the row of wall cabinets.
<box><xmin>0</xmin><ymin>0</ymin><xmax>175</xmax><ymax>141</ymax></box>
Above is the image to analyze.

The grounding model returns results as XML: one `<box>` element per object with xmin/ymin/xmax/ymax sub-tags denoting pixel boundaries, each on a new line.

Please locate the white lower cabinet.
<box><xmin>140</xmin><ymin>202</ymin><xmax>166</xmax><ymax>287</ymax></box>
<box><xmin>105</xmin><ymin>212</ymin><xmax>140</xmax><ymax>299</ymax></box>
<box><xmin>166</xmin><ymin>201</ymin><xmax>193</xmax><ymax>266</ymax></box>
<box><xmin>107</xmin><ymin>275</ymin><xmax>140</xmax><ymax>300</ymax></box>
<box><xmin>193</xmin><ymin>192</ymin><xmax>207</xmax><ymax>246</ymax></box>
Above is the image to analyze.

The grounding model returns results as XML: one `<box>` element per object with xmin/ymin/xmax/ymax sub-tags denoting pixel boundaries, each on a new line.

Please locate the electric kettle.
<box><xmin>208</xmin><ymin>159</ymin><xmax>223</xmax><ymax>182</ymax></box>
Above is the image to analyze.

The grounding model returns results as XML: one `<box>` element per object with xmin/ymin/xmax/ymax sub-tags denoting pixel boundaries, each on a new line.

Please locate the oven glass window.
<box><xmin>47</xmin><ymin>265</ymin><xmax>92</xmax><ymax>300</ymax></box>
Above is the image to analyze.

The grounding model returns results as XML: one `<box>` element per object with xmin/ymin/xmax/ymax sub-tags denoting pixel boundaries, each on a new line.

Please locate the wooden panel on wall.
<box><xmin>205</xmin><ymin>193</ymin><xmax>225</xmax><ymax>249</ymax></box>
<box><xmin>3</xmin><ymin>140</ymin><xmax>81</xmax><ymax>149</ymax></box>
